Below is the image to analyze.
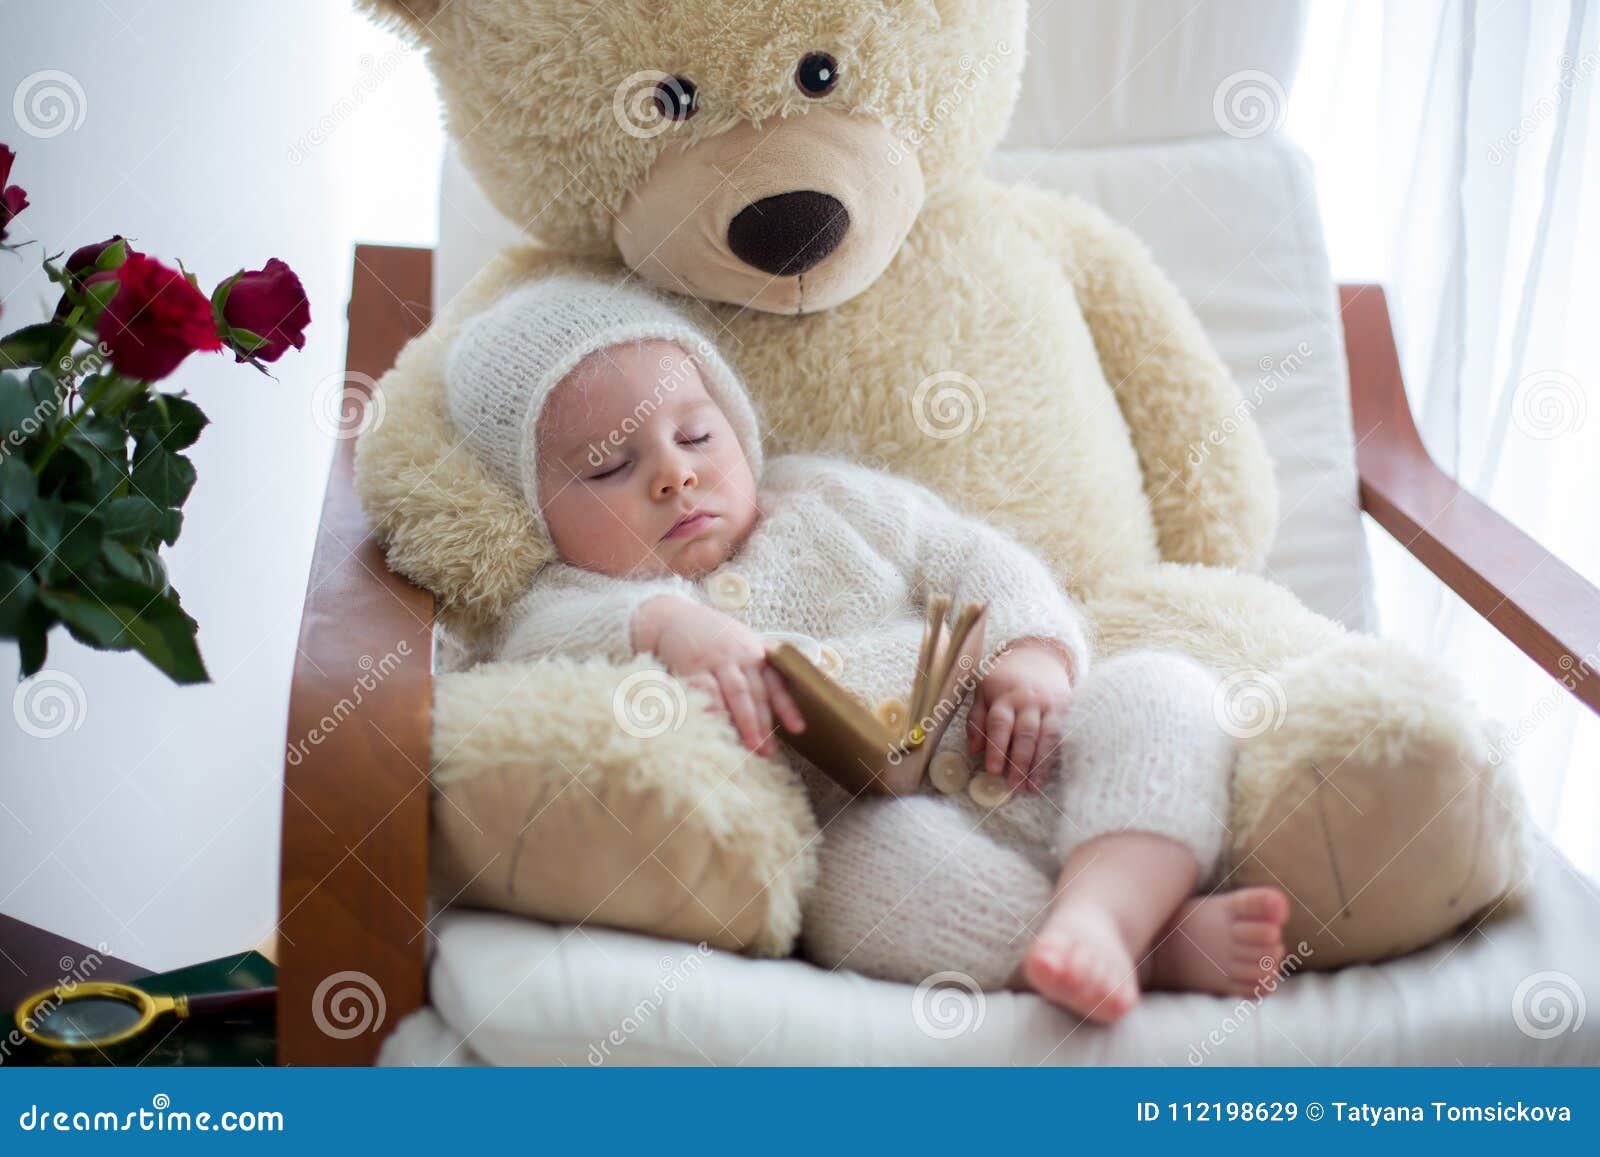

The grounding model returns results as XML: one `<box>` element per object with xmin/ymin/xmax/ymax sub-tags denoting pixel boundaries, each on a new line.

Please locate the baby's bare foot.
<box><xmin>1022</xmin><ymin>902</ymin><xmax>1141</xmax><ymax>1024</ymax></box>
<box><xmin>1146</xmin><ymin>887</ymin><xmax>1290</xmax><ymax>998</ymax></box>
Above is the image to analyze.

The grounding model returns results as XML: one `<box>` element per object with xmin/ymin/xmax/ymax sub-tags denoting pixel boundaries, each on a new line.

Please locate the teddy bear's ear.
<box><xmin>355</xmin><ymin>0</ymin><xmax>445</xmax><ymax>40</ymax></box>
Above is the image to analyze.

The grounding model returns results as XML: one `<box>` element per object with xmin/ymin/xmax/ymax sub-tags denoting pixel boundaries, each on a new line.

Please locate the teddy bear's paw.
<box><xmin>1219</xmin><ymin>636</ymin><xmax>1526</xmax><ymax>969</ymax></box>
<box><xmin>429</xmin><ymin>656</ymin><xmax>819</xmax><ymax>957</ymax></box>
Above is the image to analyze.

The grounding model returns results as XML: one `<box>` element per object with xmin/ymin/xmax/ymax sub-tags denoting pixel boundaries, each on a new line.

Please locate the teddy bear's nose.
<box><xmin>726</xmin><ymin>191</ymin><xmax>850</xmax><ymax>276</ymax></box>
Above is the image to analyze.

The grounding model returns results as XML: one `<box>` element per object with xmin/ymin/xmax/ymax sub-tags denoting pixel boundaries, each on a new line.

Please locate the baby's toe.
<box><xmin>1233</xmin><ymin>919</ymin><xmax>1283</xmax><ymax>948</ymax></box>
<box><xmin>1228</xmin><ymin>886</ymin><xmax>1290</xmax><ymax>925</ymax></box>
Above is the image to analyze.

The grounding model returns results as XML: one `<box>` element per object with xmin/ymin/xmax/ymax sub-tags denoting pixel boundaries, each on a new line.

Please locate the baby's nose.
<box><xmin>657</xmin><ymin>462</ymin><xmax>697</xmax><ymax>495</ymax></box>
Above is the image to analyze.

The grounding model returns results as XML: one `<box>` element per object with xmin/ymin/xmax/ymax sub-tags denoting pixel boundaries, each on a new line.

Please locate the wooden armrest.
<box><xmin>278</xmin><ymin>245</ymin><xmax>436</xmax><ymax>1065</ymax></box>
<box><xmin>1341</xmin><ymin>283</ymin><xmax>1600</xmax><ymax>716</ymax></box>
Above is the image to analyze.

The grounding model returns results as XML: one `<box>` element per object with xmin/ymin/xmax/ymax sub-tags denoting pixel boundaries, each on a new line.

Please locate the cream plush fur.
<box><xmin>355</xmin><ymin>0</ymin><xmax>1531</xmax><ymax>970</ymax></box>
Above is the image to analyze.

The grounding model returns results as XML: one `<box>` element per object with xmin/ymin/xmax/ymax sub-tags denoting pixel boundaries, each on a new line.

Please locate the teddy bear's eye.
<box><xmin>795</xmin><ymin>52</ymin><xmax>839</xmax><ymax>97</ymax></box>
<box><xmin>652</xmin><ymin>75</ymin><xmax>698</xmax><ymax>122</ymax></box>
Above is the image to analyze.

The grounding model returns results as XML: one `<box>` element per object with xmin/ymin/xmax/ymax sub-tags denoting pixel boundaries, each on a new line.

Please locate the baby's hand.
<box><xmin>631</xmin><ymin>595</ymin><xmax>804</xmax><ymax>757</ymax></box>
<box><xmin>968</xmin><ymin>640</ymin><xmax>1075</xmax><ymax>791</ymax></box>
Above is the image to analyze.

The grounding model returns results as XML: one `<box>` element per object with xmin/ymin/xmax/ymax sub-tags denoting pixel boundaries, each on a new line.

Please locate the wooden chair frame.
<box><xmin>276</xmin><ymin>246</ymin><xmax>1600</xmax><ymax>1065</ymax></box>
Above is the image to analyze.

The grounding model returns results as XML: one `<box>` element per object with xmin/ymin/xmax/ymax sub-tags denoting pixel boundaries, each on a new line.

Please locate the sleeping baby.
<box><xmin>445</xmin><ymin>274</ymin><xmax>1291</xmax><ymax>1024</ymax></box>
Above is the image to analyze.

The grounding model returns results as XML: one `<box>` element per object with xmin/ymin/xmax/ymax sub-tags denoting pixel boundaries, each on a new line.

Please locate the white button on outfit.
<box><xmin>707</xmin><ymin>571</ymin><xmax>751</xmax><ymax>612</ymax></box>
<box><xmin>929</xmin><ymin>751</ymin><xmax>972</xmax><ymax>795</ymax></box>
<box><xmin>967</xmin><ymin>772</ymin><xmax>1011</xmax><ymax>809</ymax></box>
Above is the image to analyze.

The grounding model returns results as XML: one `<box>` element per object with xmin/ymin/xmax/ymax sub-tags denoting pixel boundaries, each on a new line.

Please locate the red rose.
<box><xmin>96</xmin><ymin>252</ymin><xmax>224</xmax><ymax>381</ymax></box>
<box><xmin>0</xmin><ymin>144</ymin><xmax>28</xmax><ymax>244</ymax></box>
<box><xmin>220</xmin><ymin>258</ymin><xmax>311</xmax><ymax>363</ymax></box>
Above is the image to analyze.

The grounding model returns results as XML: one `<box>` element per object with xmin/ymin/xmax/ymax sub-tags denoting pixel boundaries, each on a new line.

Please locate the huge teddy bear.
<box><xmin>354</xmin><ymin>0</ymin><xmax>1530</xmax><ymax>975</ymax></box>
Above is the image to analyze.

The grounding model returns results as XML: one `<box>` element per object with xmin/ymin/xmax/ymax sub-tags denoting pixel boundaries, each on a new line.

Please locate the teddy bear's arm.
<box><xmin>1014</xmin><ymin>187</ymin><xmax>1281</xmax><ymax>573</ymax></box>
<box><xmin>353</xmin><ymin>246</ymin><xmax>618</xmax><ymax>633</ymax></box>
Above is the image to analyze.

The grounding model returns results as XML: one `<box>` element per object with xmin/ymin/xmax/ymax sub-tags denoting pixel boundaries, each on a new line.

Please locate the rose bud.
<box><xmin>66</xmin><ymin>235</ymin><xmax>131</xmax><ymax>278</ymax></box>
<box><xmin>97</xmin><ymin>252</ymin><xmax>224</xmax><ymax>381</ymax></box>
<box><xmin>0</xmin><ymin>144</ymin><xmax>28</xmax><ymax>244</ymax></box>
<box><xmin>52</xmin><ymin>235</ymin><xmax>133</xmax><ymax>322</ymax></box>
<box><xmin>220</xmin><ymin>258</ymin><xmax>311</xmax><ymax>363</ymax></box>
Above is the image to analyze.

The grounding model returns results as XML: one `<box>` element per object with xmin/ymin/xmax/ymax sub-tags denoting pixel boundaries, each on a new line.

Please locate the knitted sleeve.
<box><xmin>495</xmin><ymin>565</ymin><xmax>700</xmax><ymax>664</ymax></box>
<box><xmin>775</xmin><ymin>457</ymin><xmax>1092</xmax><ymax>681</ymax></box>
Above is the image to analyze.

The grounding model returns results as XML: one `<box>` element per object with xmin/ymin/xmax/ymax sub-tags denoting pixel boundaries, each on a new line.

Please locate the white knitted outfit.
<box><xmin>450</xmin><ymin>279</ymin><xmax>1239</xmax><ymax>990</ymax></box>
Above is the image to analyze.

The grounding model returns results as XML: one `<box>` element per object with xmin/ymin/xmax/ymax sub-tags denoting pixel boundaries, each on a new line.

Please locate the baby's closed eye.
<box><xmin>584</xmin><ymin>432</ymin><xmax>711</xmax><ymax>482</ymax></box>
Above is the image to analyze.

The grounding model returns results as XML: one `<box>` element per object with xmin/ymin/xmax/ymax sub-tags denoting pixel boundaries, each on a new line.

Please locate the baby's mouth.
<box><xmin>663</xmin><ymin>511</ymin><xmax>718</xmax><ymax>541</ymax></box>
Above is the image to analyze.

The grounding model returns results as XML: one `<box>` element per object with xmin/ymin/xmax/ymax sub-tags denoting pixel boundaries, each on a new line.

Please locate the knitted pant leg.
<box><xmin>800</xmin><ymin>795</ymin><xmax>1054</xmax><ymax>990</ymax></box>
<box><xmin>1051</xmin><ymin>649</ymin><xmax>1237</xmax><ymax>887</ymax></box>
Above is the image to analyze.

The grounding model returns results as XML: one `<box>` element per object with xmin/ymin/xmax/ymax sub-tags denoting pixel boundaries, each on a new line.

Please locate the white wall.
<box><xmin>0</xmin><ymin>2</ymin><xmax>443</xmax><ymax>971</ymax></box>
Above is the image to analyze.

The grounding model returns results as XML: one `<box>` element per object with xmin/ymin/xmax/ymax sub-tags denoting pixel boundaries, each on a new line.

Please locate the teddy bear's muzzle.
<box><xmin>613</xmin><ymin>106</ymin><xmax>924</xmax><ymax>315</ymax></box>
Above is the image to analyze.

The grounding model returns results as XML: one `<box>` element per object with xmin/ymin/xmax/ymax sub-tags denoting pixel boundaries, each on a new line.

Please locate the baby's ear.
<box><xmin>355</xmin><ymin>0</ymin><xmax>446</xmax><ymax>40</ymax></box>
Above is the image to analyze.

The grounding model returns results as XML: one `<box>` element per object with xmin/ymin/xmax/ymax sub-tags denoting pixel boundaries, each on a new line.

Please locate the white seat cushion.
<box><xmin>380</xmin><ymin>843</ymin><xmax>1598</xmax><ymax>1066</ymax></box>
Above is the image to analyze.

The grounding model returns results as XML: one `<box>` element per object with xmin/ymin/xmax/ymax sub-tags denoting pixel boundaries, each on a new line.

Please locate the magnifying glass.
<box><xmin>14</xmin><ymin>981</ymin><xmax>277</xmax><ymax>1050</ymax></box>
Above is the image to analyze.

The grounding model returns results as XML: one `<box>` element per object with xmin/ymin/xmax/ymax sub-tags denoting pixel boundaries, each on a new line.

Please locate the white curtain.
<box><xmin>1289</xmin><ymin>0</ymin><xmax>1600</xmax><ymax>879</ymax></box>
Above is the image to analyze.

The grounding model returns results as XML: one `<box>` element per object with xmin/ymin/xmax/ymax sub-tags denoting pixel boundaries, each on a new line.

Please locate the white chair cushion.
<box><xmin>380</xmin><ymin>844</ymin><xmax>1600</xmax><ymax>1066</ymax></box>
<box><xmin>1006</xmin><ymin>0</ymin><xmax>1308</xmax><ymax>149</ymax></box>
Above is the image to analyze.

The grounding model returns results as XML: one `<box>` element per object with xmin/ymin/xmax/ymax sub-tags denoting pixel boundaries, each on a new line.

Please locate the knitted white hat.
<box><xmin>445</xmin><ymin>274</ymin><xmax>764</xmax><ymax>539</ymax></box>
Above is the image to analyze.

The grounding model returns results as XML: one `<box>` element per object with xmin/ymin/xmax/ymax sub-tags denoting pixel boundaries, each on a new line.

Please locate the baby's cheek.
<box><xmin>548</xmin><ymin>495</ymin><xmax>650</xmax><ymax>573</ymax></box>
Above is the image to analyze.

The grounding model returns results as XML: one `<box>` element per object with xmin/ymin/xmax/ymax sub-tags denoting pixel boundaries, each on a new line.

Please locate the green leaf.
<box><xmin>63</xmin><ymin>436</ymin><xmax>128</xmax><ymax>505</ymax></box>
<box><xmin>16</xmin><ymin>605</ymin><xmax>51</xmax><ymax>676</ymax></box>
<box><xmin>136</xmin><ymin>548</ymin><xmax>167</xmax><ymax>591</ymax></box>
<box><xmin>130</xmin><ymin>443</ymin><xmax>196</xmax><ymax>508</ymax></box>
<box><xmin>26</xmin><ymin>370</ymin><xmax>64</xmax><ymax>412</ymax></box>
<box><xmin>99</xmin><ymin>538</ymin><xmax>144</xmax><ymax>581</ymax></box>
<box><xmin>38</xmin><ymin>580</ymin><xmax>208</xmax><ymax>684</ymax></box>
<box><xmin>39</xmin><ymin>584</ymin><xmax>136</xmax><ymax>650</ymax></box>
<box><xmin>84</xmin><ymin>277</ymin><xmax>120</xmax><ymax>313</ymax></box>
<box><xmin>127</xmin><ymin>393</ymin><xmax>208</xmax><ymax>451</ymax></box>
<box><xmin>86</xmin><ymin>373</ymin><xmax>148</xmax><ymax>420</ymax></box>
<box><xmin>101</xmin><ymin>495</ymin><xmax>166</xmax><ymax>545</ymax></box>
<box><xmin>0</xmin><ymin>453</ymin><xmax>37</xmax><ymax>520</ymax></box>
<box><xmin>0</xmin><ymin>324</ymin><xmax>74</xmax><ymax>371</ymax></box>
<box><xmin>227</xmin><ymin>327</ymin><xmax>267</xmax><ymax>353</ymax></box>
<box><xmin>0</xmin><ymin>562</ymin><xmax>39</xmax><ymax>637</ymax></box>
<box><xmin>156</xmin><ymin>507</ymin><xmax>182</xmax><ymax>546</ymax></box>
<box><xmin>56</xmin><ymin>512</ymin><xmax>104</xmax><ymax>579</ymax></box>
<box><xmin>211</xmin><ymin>271</ymin><xmax>241</xmax><ymax>316</ymax></box>
<box><xmin>25</xmin><ymin>498</ymin><xmax>103</xmax><ymax>583</ymax></box>
<box><xmin>22</xmin><ymin>496</ymin><xmax>64</xmax><ymax>563</ymax></box>
<box><xmin>93</xmin><ymin>238</ymin><xmax>128</xmax><ymax>270</ymax></box>
<box><xmin>1</xmin><ymin>370</ymin><xmax>55</xmax><ymax>444</ymax></box>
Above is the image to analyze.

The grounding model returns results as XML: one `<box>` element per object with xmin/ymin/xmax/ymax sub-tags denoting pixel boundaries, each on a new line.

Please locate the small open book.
<box><xmin>765</xmin><ymin>596</ymin><xmax>988</xmax><ymax>797</ymax></box>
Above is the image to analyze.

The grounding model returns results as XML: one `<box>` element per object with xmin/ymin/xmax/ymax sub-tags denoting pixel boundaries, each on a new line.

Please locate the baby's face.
<box><xmin>536</xmin><ymin>339</ymin><xmax>759</xmax><ymax>579</ymax></box>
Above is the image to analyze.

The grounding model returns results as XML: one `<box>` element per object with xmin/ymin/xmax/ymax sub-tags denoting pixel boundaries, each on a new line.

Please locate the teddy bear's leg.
<box><xmin>1222</xmin><ymin>637</ymin><xmax>1531</xmax><ymax>969</ymax></box>
<box><xmin>800</xmin><ymin>795</ymin><xmax>1055</xmax><ymax>990</ymax></box>
<box><xmin>1082</xmin><ymin>564</ymin><xmax>1532</xmax><ymax>969</ymax></box>
<box><xmin>429</xmin><ymin>656</ymin><xmax>820</xmax><ymax>958</ymax></box>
